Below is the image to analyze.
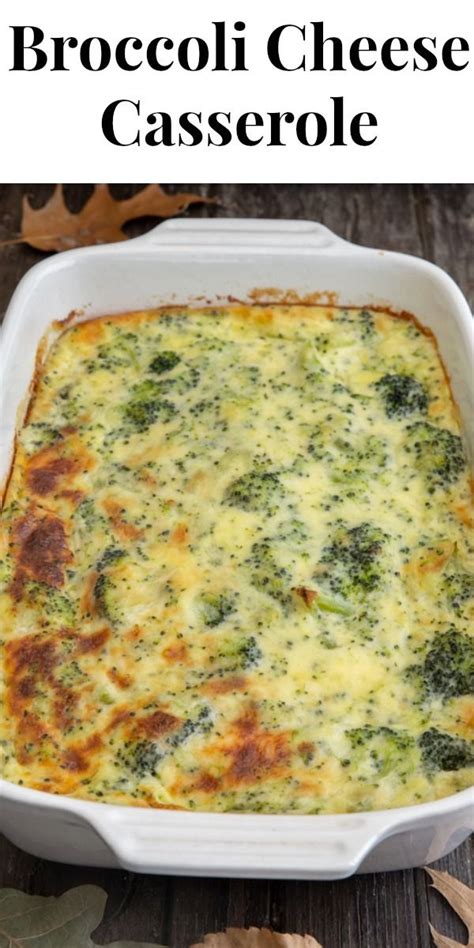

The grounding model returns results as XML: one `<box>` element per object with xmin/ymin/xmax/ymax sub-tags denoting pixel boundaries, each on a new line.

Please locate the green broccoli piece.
<box><xmin>246</xmin><ymin>540</ymin><xmax>292</xmax><ymax>608</ymax></box>
<box><xmin>117</xmin><ymin>708</ymin><xmax>213</xmax><ymax>776</ymax></box>
<box><xmin>418</xmin><ymin>628</ymin><xmax>474</xmax><ymax>700</ymax></box>
<box><xmin>346</xmin><ymin>726</ymin><xmax>414</xmax><ymax>776</ymax></box>
<box><xmin>443</xmin><ymin>567</ymin><xmax>474</xmax><ymax>615</ymax></box>
<box><xmin>313</xmin><ymin>592</ymin><xmax>353</xmax><ymax>616</ymax></box>
<box><xmin>124</xmin><ymin>380</ymin><xmax>175</xmax><ymax>432</ymax></box>
<box><xmin>167</xmin><ymin>707</ymin><xmax>213</xmax><ymax>748</ymax></box>
<box><xmin>419</xmin><ymin>728</ymin><xmax>474</xmax><ymax>773</ymax></box>
<box><xmin>404</xmin><ymin>422</ymin><xmax>466</xmax><ymax>488</ymax></box>
<box><xmin>200</xmin><ymin>592</ymin><xmax>237</xmax><ymax>627</ymax></box>
<box><xmin>294</xmin><ymin>586</ymin><xmax>353</xmax><ymax>617</ymax></box>
<box><xmin>26</xmin><ymin>582</ymin><xmax>76</xmax><ymax>626</ymax></box>
<box><xmin>118</xmin><ymin>740</ymin><xmax>164</xmax><ymax>778</ymax></box>
<box><xmin>217</xmin><ymin>634</ymin><xmax>263</xmax><ymax>671</ymax></box>
<box><xmin>154</xmin><ymin>367</ymin><xmax>200</xmax><ymax>395</ymax></box>
<box><xmin>374</xmin><ymin>374</ymin><xmax>428</xmax><ymax>418</ymax></box>
<box><xmin>96</xmin><ymin>547</ymin><xmax>126</xmax><ymax>571</ymax></box>
<box><xmin>358</xmin><ymin>309</ymin><xmax>376</xmax><ymax>339</ymax></box>
<box><xmin>57</xmin><ymin>660</ymin><xmax>88</xmax><ymax>689</ymax></box>
<box><xmin>318</xmin><ymin>522</ymin><xmax>387</xmax><ymax>601</ymax></box>
<box><xmin>21</xmin><ymin>422</ymin><xmax>61</xmax><ymax>454</ymax></box>
<box><xmin>93</xmin><ymin>574</ymin><xmax>123</xmax><ymax>624</ymax></box>
<box><xmin>331</xmin><ymin>435</ymin><xmax>388</xmax><ymax>486</ymax></box>
<box><xmin>327</xmin><ymin>307</ymin><xmax>375</xmax><ymax>340</ymax></box>
<box><xmin>93</xmin><ymin>547</ymin><xmax>128</xmax><ymax>623</ymax></box>
<box><xmin>224</xmin><ymin>468</ymin><xmax>282</xmax><ymax>513</ymax></box>
<box><xmin>149</xmin><ymin>351</ymin><xmax>181</xmax><ymax>374</ymax></box>
<box><xmin>0</xmin><ymin>554</ymin><xmax>12</xmax><ymax>589</ymax></box>
<box><xmin>124</xmin><ymin>400</ymin><xmax>172</xmax><ymax>430</ymax></box>
<box><xmin>128</xmin><ymin>379</ymin><xmax>165</xmax><ymax>402</ymax></box>
<box><xmin>76</xmin><ymin>497</ymin><xmax>102</xmax><ymax>530</ymax></box>
<box><xmin>92</xmin><ymin>332</ymin><xmax>139</xmax><ymax>370</ymax></box>
<box><xmin>238</xmin><ymin>635</ymin><xmax>262</xmax><ymax>668</ymax></box>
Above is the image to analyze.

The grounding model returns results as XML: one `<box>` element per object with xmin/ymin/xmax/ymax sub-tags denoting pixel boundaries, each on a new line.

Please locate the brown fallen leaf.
<box><xmin>18</xmin><ymin>183</ymin><xmax>215</xmax><ymax>252</ymax></box>
<box><xmin>426</xmin><ymin>868</ymin><xmax>474</xmax><ymax>948</ymax></box>
<box><xmin>0</xmin><ymin>884</ymin><xmax>165</xmax><ymax>947</ymax></box>
<box><xmin>191</xmin><ymin>928</ymin><xmax>323</xmax><ymax>948</ymax></box>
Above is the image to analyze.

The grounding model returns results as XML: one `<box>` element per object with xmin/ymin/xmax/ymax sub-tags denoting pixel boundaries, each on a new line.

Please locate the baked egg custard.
<box><xmin>1</xmin><ymin>305</ymin><xmax>473</xmax><ymax>813</ymax></box>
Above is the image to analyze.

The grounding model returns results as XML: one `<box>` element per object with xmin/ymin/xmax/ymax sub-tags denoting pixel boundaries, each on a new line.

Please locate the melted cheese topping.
<box><xmin>1</xmin><ymin>305</ymin><xmax>473</xmax><ymax>813</ymax></box>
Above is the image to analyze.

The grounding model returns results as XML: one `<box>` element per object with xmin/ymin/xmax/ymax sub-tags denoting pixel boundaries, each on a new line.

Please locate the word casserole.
<box><xmin>1</xmin><ymin>305</ymin><xmax>473</xmax><ymax>813</ymax></box>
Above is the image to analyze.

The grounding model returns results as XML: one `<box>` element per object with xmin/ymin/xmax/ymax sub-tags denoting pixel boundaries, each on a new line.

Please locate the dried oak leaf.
<box><xmin>0</xmin><ymin>885</ymin><xmax>165</xmax><ymax>947</ymax></box>
<box><xmin>426</xmin><ymin>868</ymin><xmax>474</xmax><ymax>948</ymax></box>
<box><xmin>21</xmin><ymin>183</ymin><xmax>214</xmax><ymax>252</ymax></box>
<box><xmin>191</xmin><ymin>929</ymin><xmax>322</xmax><ymax>948</ymax></box>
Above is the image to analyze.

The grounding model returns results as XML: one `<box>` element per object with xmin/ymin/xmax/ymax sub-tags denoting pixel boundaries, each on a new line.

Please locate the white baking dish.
<box><xmin>0</xmin><ymin>218</ymin><xmax>473</xmax><ymax>879</ymax></box>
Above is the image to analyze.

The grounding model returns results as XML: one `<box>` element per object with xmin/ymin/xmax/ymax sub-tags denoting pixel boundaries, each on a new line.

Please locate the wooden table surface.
<box><xmin>0</xmin><ymin>184</ymin><xmax>472</xmax><ymax>948</ymax></box>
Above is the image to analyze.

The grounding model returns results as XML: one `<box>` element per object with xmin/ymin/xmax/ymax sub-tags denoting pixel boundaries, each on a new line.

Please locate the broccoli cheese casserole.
<box><xmin>1</xmin><ymin>304</ymin><xmax>473</xmax><ymax>814</ymax></box>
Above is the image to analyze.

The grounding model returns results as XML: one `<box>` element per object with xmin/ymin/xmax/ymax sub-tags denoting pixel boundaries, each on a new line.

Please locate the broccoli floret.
<box><xmin>224</xmin><ymin>468</ymin><xmax>282</xmax><ymax>513</ymax></box>
<box><xmin>331</xmin><ymin>435</ymin><xmax>388</xmax><ymax>486</ymax></box>
<box><xmin>358</xmin><ymin>309</ymin><xmax>376</xmax><ymax>339</ymax></box>
<box><xmin>92</xmin><ymin>333</ymin><xmax>139</xmax><ymax>371</ymax></box>
<box><xmin>418</xmin><ymin>628</ymin><xmax>474</xmax><ymax>700</ymax></box>
<box><xmin>419</xmin><ymin>728</ymin><xmax>474</xmax><ymax>773</ymax></box>
<box><xmin>200</xmin><ymin>592</ymin><xmax>237</xmax><ymax>627</ymax></box>
<box><xmin>155</xmin><ymin>367</ymin><xmax>200</xmax><ymax>395</ymax></box>
<box><xmin>404</xmin><ymin>422</ymin><xmax>466</xmax><ymax>488</ymax></box>
<box><xmin>318</xmin><ymin>522</ymin><xmax>387</xmax><ymax>600</ymax></box>
<box><xmin>139</xmin><ymin>359</ymin><xmax>201</xmax><ymax>397</ymax></box>
<box><xmin>277</xmin><ymin>518</ymin><xmax>309</xmax><ymax>543</ymax></box>
<box><xmin>0</xmin><ymin>554</ymin><xmax>12</xmax><ymax>589</ymax></box>
<box><xmin>246</xmin><ymin>540</ymin><xmax>292</xmax><ymax>608</ymax></box>
<box><xmin>76</xmin><ymin>497</ymin><xmax>102</xmax><ymax>530</ymax></box>
<box><xmin>167</xmin><ymin>707</ymin><xmax>213</xmax><ymax>748</ymax></box>
<box><xmin>26</xmin><ymin>582</ymin><xmax>76</xmax><ymax>626</ymax></box>
<box><xmin>117</xmin><ymin>708</ymin><xmax>213</xmax><ymax>775</ymax></box>
<box><xmin>149</xmin><ymin>351</ymin><xmax>181</xmax><ymax>374</ymax></box>
<box><xmin>124</xmin><ymin>399</ymin><xmax>175</xmax><ymax>430</ymax></box>
<box><xmin>57</xmin><ymin>660</ymin><xmax>87</xmax><ymax>688</ymax></box>
<box><xmin>118</xmin><ymin>740</ymin><xmax>164</xmax><ymax>778</ymax></box>
<box><xmin>346</xmin><ymin>726</ymin><xmax>414</xmax><ymax>776</ymax></box>
<box><xmin>124</xmin><ymin>380</ymin><xmax>176</xmax><ymax>432</ymax></box>
<box><xmin>93</xmin><ymin>574</ymin><xmax>122</xmax><ymax>624</ymax></box>
<box><xmin>129</xmin><ymin>379</ymin><xmax>167</xmax><ymax>402</ymax></box>
<box><xmin>96</xmin><ymin>547</ymin><xmax>126</xmax><ymax>571</ymax></box>
<box><xmin>217</xmin><ymin>634</ymin><xmax>263</xmax><ymax>671</ymax></box>
<box><xmin>330</xmin><ymin>307</ymin><xmax>376</xmax><ymax>340</ymax></box>
<box><xmin>443</xmin><ymin>567</ymin><xmax>474</xmax><ymax>615</ymax></box>
<box><xmin>93</xmin><ymin>547</ymin><xmax>128</xmax><ymax>623</ymax></box>
<box><xmin>238</xmin><ymin>635</ymin><xmax>262</xmax><ymax>668</ymax></box>
<box><xmin>21</xmin><ymin>422</ymin><xmax>61</xmax><ymax>453</ymax></box>
<box><xmin>374</xmin><ymin>374</ymin><xmax>428</xmax><ymax>418</ymax></box>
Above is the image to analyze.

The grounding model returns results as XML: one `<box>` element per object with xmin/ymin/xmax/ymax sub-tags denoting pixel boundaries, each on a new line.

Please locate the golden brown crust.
<box><xmin>10</xmin><ymin>509</ymin><xmax>72</xmax><ymax>594</ymax></box>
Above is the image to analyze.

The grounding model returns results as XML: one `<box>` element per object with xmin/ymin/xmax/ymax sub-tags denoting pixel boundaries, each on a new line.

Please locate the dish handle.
<box><xmin>85</xmin><ymin>808</ymin><xmax>404</xmax><ymax>879</ymax></box>
<box><xmin>131</xmin><ymin>217</ymin><xmax>359</xmax><ymax>253</ymax></box>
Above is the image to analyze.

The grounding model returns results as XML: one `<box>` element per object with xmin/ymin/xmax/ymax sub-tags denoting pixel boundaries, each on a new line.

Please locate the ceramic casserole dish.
<box><xmin>0</xmin><ymin>218</ymin><xmax>473</xmax><ymax>879</ymax></box>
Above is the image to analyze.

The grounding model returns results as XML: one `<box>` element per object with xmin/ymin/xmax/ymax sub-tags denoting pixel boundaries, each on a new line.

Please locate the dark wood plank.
<box><xmin>0</xmin><ymin>184</ymin><xmax>472</xmax><ymax>948</ymax></box>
